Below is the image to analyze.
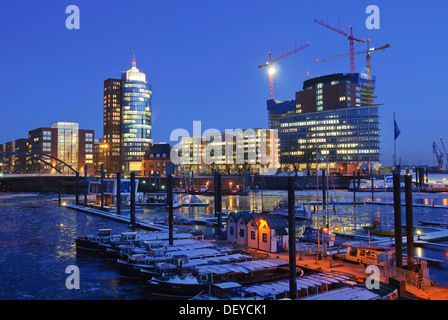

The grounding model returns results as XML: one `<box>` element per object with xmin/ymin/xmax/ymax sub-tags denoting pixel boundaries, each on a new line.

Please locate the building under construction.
<box><xmin>270</xmin><ymin>72</ymin><xmax>380</xmax><ymax>174</ymax></box>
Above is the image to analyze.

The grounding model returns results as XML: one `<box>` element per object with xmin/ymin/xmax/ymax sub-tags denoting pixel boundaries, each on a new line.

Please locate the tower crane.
<box><xmin>258</xmin><ymin>41</ymin><xmax>310</xmax><ymax>100</ymax></box>
<box><xmin>433</xmin><ymin>142</ymin><xmax>445</xmax><ymax>170</ymax></box>
<box><xmin>314</xmin><ymin>17</ymin><xmax>364</xmax><ymax>74</ymax></box>
<box><xmin>316</xmin><ymin>42</ymin><xmax>390</xmax><ymax>105</ymax></box>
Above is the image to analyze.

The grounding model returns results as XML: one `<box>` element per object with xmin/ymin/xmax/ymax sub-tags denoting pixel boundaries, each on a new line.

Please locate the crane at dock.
<box><xmin>314</xmin><ymin>16</ymin><xmax>364</xmax><ymax>74</ymax></box>
<box><xmin>433</xmin><ymin>141</ymin><xmax>445</xmax><ymax>169</ymax></box>
<box><xmin>258</xmin><ymin>41</ymin><xmax>310</xmax><ymax>100</ymax></box>
<box><xmin>440</xmin><ymin>137</ymin><xmax>448</xmax><ymax>170</ymax></box>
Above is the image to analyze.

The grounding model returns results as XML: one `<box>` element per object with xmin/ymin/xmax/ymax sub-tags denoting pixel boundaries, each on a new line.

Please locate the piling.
<box><xmin>75</xmin><ymin>172</ymin><xmax>79</xmax><ymax>205</ymax></box>
<box><xmin>321</xmin><ymin>169</ymin><xmax>326</xmax><ymax>206</ymax></box>
<box><xmin>130</xmin><ymin>172</ymin><xmax>136</xmax><ymax>226</ymax></box>
<box><xmin>352</xmin><ymin>171</ymin><xmax>356</xmax><ymax>202</ymax></box>
<box><xmin>371</xmin><ymin>168</ymin><xmax>374</xmax><ymax>201</ymax></box>
<box><xmin>357</xmin><ymin>170</ymin><xmax>361</xmax><ymax>191</ymax></box>
<box><xmin>214</xmin><ymin>172</ymin><xmax>222</xmax><ymax>238</ymax></box>
<box><xmin>58</xmin><ymin>176</ymin><xmax>61</xmax><ymax>206</ymax></box>
<box><xmin>100</xmin><ymin>164</ymin><xmax>104</xmax><ymax>209</ymax></box>
<box><xmin>116</xmin><ymin>172</ymin><xmax>121</xmax><ymax>215</ymax></box>
<box><xmin>419</xmin><ymin>168</ymin><xmax>424</xmax><ymax>189</ymax></box>
<box><xmin>288</xmin><ymin>177</ymin><xmax>297</xmax><ymax>300</ymax></box>
<box><xmin>405</xmin><ymin>174</ymin><xmax>415</xmax><ymax>272</ymax></box>
<box><xmin>84</xmin><ymin>165</ymin><xmax>88</xmax><ymax>206</ymax></box>
<box><xmin>393</xmin><ymin>171</ymin><xmax>403</xmax><ymax>268</ymax></box>
<box><xmin>167</xmin><ymin>173</ymin><xmax>173</xmax><ymax>245</ymax></box>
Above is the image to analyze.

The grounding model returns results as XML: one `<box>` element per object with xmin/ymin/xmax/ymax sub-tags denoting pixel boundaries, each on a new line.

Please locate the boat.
<box><xmin>180</xmin><ymin>195</ymin><xmax>209</xmax><ymax>207</ymax></box>
<box><xmin>117</xmin><ymin>241</ymin><xmax>241</xmax><ymax>279</ymax></box>
<box><xmin>147</xmin><ymin>259</ymin><xmax>299</xmax><ymax>299</ymax></box>
<box><xmin>349</xmin><ymin>175</ymin><xmax>405</xmax><ymax>191</ymax></box>
<box><xmin>75</xmin><ymin>229</ymin><xmax>139</xmax><ymax>254</ymax></box>
<box><xmin>422</xmin><ymin>180</ymin><xmax>448</xmax><ymax>192</ymax></box>
<box><xmin>269</xmin><ymin>199</ymin><xmax>311</xmax><ymax>220</ymax></box>
<box><xmin>75</xmin><ymin>229</ymin><xmax>115</xmax><ymax>253</ymax></box>
<box><xmin>194</xmin><ymin>271</ymin><xmax>361</xmax><ymax>301</ymax></box>
<box><xmin>363</xmin><ymin>221</ymin><xmax>395</xmax><ymax>237</ymax></box>
<box><xmin>336</xmin><ymin>241</ymin><xmax>396</xmax><ymax>266</ymax></box>
<box><xmin>299</xmin><ymin>226</ymin><xmax>344</xmax><ymax>245</ymax></box>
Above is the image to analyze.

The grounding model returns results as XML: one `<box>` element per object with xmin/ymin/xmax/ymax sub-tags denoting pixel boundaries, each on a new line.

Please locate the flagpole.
<box><xmin>393</xmin><ymin>112</ymin><xmax>397</xmax><ymax>169</ymax></box>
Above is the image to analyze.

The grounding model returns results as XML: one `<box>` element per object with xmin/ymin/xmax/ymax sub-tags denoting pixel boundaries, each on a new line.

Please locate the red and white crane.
<box><xmin>314</xmin><ymin>17</ymin><xmax>364</xmax><ymax>74</ymax></box>
<box><xmin>258</xmin><ymin>41</ymin><xmax>310</xmax><ymax>100</ymax></box>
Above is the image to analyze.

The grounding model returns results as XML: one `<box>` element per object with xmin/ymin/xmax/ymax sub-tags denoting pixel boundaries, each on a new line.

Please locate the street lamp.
<box><xmin>100</xmin><ymin>143</ymin><xmax>109</xmax><ymax>172</ymax></box>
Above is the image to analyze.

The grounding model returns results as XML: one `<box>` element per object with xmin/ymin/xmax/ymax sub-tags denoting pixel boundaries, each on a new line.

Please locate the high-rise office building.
<box><xmin>121</xmin><ymin>56</ymin><xmax>152</xmax><ymax>173</ymax></box>
<box><xmin>103</xmin><ymin>78</ymin><xmax>123</xmax><ymax>172</ymax></box>
<box><xmin>274</xmin><ymin>72</ymin><xmax>380</xmax><ymax>174</ymax></box>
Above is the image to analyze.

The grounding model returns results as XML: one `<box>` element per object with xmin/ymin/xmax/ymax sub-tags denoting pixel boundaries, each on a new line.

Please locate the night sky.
<box><xmin>0</xmin><ymin>1</ymin><xmax>446</xmax><ymax>166</ymax></box>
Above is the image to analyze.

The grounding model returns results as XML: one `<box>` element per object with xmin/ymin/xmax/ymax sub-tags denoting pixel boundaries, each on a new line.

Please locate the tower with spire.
<box><xmin>120</xmin><ymin>48</ymin><xmax>153</xmax><ymax>173</ymax></box>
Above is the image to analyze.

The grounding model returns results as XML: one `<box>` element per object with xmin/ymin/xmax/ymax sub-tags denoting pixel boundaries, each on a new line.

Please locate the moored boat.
<box><xmin>147</xmin><ymin>259</ymin><xmax>299</xmax><ymax>299</ymax></box>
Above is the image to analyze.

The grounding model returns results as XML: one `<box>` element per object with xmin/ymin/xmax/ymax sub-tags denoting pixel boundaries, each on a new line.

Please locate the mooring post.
<box><xmin>100</xmin><ymin>164</ymin><xmax>104</xmax><ymax>209</ymax></box>
<box><xmin>58</xmin><ymin>176</ymin><xmax>62</xmax><ymax>206</ymax></box>
<box><xmin>353</xmin><ymin>171</ymin><xmax>356</xmax><ymax>202</ymax></box>
<box><xmin>84</xmin><ymin>165</ymin><xmax>88</xmax><ymax>206</ymax></box>
<box><xmin>393</xmin><ymin>170</ymin><xmax>403</xmax><ymax>268</ymax></box>
<box><xmin>357</xmin><ymin>170</ymin><xmax>361</xmax><ymax>192</ymax></box>
<box><xmin>130</xmin><ymin>172</ymin><xmax>136</xmax><ymax>227</ymax></box>
<box><xmin>116</xmin><ymin>172</ymin><xmax>121</xmax><ymax>215</ymax></box>
<box><xmin>321</xmin><ymin>169</ymin><xmax>326</xmax><ymax>207</ymax></box>
<box><xmin>75</xmin><ymin>172</ymin><xmax>79</xmax><ymax>205</ymax></box>
<box><xmin>405</xmin><ymin>174</ymin><xmax>415</xmax><ymax>272</ymax></box>
<box><xmin>167</xmin><ymin>173</ymin><xmax>173</xmax><ymax>245</ymax></box>
<box><xmin>371</xmin><ymin>167</ymin><xmax>374</xmax><ymax>202</ymax></box>
<box><xmin>214</xmin><ymin>172</ymin><xmax>222</xmax><ymax>238</ymax></box>
<box><xmin>288</xmin><ymin>177</ymin><xmax>297</xmax><ymax>299</ymax></box>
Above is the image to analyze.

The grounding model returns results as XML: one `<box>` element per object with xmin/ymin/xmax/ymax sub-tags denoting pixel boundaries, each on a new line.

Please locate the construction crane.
<box><xmin>433</xmin><ymin>141</ymin><xmax>445</xmax><ymax>169</ymax></box>
<box><xmin>317</xmin><ymin>42</ymin><xmax>390</xmax><ymax>104</ymax></box>
<box><xmin>258</xmin><ymin>41</ymin><xmax>310</xmax><ymax>100</ymax></box>
<box><xmin>314</xmin><ymin>17</ymin><xmax>364</xmax><ymax>74</ymax></box>
<box><xmin>440</xmin><ymin>137</ymin><xmax>448</xmax><ymax>170</ymax></box>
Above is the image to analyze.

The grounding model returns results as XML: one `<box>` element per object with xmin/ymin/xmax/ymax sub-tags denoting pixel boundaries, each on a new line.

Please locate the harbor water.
<box><xmin>1</xmin><ymin>184</ymin><xmax>448</xmax><ymax>299</ymax></box>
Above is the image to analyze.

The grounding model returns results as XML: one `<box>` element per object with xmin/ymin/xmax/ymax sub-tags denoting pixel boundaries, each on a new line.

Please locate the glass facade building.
<box><xmin>121</xmin><ymin>59</ymin><xmax>152</xmax><ymax>173</ymax></box>
<box><xmin>279</xmin><ymin>106</ymin><xmax>379</xmax><ymax>173</ymax></box>
<box><xmin>51</xmin><ymin>122</ymin><xmax>79</xmax><ymax>173</ymax></box>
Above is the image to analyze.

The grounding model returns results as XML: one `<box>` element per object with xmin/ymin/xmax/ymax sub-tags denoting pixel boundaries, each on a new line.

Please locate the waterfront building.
<box><xmin>121</xmin><ymin>56</ymin><xmax>152</xmax><ymax>174</ymax></box>
<box><xmin>0</xmin><ymin>139</ymin><xmax>28</xmax><ymax>173</ymax></box>
<box><xmin>103</xmin><ymin>78</ymin><xmax>123</xmax><ymax>173</ymax></box>
<box><xmin>272</xmin><ymin>73</ymin><xmax>380</xmax><ymax>174</ymax></box>
<box><xmin>226</xmin><ymin>212</ymin><xmax>289</xmax><ymax>253</ymax></box>
<box><xmin>27</xmin><ymin>126</ymin><xmax>58</xmax><ymax>173</ymax></box>
<box><xmin>142</xmin><ymin>143</ymin><xmax>173</xmax><ymax>176</ymax></box>
<box><xmin>13</xmin><ymin>138</ymin><xmax>28</xmax><ymax>173</ymax></box>
<box><xmin>176</xmin><ymin>128</ymin><xmax>280</xmax><ymax>175</ymax></box>
<box><xmin>25</xmin><ymin>122</ymin><xmax>94</xmax><ymax>175</ymax></box>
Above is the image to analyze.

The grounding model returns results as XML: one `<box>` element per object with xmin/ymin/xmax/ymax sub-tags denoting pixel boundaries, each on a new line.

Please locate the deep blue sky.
<box><xmin>0</xmin><ymin>1</ymin><xmax>446</xmax><ymax>166</ymax></box>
